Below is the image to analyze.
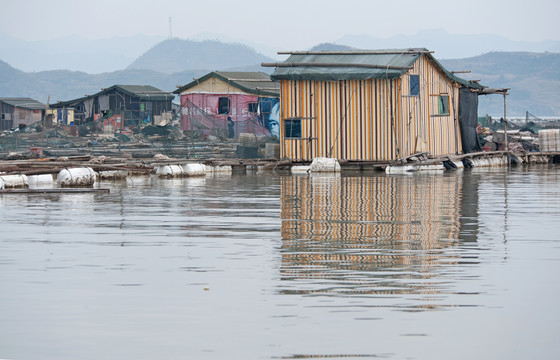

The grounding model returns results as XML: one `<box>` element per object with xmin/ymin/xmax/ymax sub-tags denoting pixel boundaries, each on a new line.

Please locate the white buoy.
<box><xmin>57</xmin><ymin>167</ymin><xmax>96</xmax><ymax>187</ymax></box>
<box><xmin>28</xmin><ymin>174</ymin><xmax>54</xmax><ymax>188</ymax></box>
<box><xmin>156</xmin><ymin>164</ymin><xmax>183</xmax><ymax>177</ymax></box>
<box><xmin>0</xmin><ymin>174</ymin><xmax>29</xmax><ymax>188</ymax></box>
<box><xmin>181</xmin><ymin>163</ymin><xmax>206</xmax><ymax>177</ymax></box>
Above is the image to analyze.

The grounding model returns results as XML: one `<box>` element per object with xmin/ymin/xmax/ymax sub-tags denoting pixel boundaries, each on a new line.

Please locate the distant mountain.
<box><xmin>1</xmin><ymin>49</ymin><xmax>559</xmax><ymax>117</ymax></box>
<box><xmin>309</xmin><ymin>43</ymin><xmax>355</xmax><ymax>51</ymax></box>
<box><xmin>190</xmin><ymin>31</ymin><xmax>280</xmax><ymax>60</ymax></box>
<box><xmin>126</xmin><ymin>38</ymin><xmax>274</xmax><ymax>74</ymax></box>
<box><xmin>0</xmin><ymin>32</ymin><xmax>165</xmax><ymax>74</ymax></box>
<box><xmin>336</xmin><ymin>29</ymin><xmax>560</xmax><ymax>60</ymax></box>
<box><xmin>0</xmin><ymin>61</ymin><xmax>205</xmax><ymax>104</ymax></box>
<box><xmin>439</xmin><ymin>52</ymin><xmax>560</xmax><ymax>116</ymax></box>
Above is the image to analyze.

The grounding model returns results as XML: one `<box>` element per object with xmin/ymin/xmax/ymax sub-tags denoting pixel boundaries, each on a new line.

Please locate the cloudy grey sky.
<box><xmin>2</xmin><ymin>0</ymin><xmax>559</xmax><ymax>49</ymax></box>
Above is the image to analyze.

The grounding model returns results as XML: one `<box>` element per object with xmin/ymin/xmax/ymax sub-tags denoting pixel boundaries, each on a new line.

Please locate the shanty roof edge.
<box><xmin>174</xmin><ymin>71</ymin><xmax>279</xmax><ymax>97</ymax></box>
<box><xmin>0</xmin><ymin>97</ymin><xmax>46</xmax><ymax>110</ymax></box>
<box><xmin>425</xmin><ymin>55</ymin><xmax>485</xmax><ymax>91</ymax></box>
<box><xmin>267</xmin><ymin>49</ymin><xmax>485</xmax><ymax>90</ymax></box>
<box><xmin>51</xmin><ymin>85</ymin><xmax>174</xmax><ymax>107</ymax></box>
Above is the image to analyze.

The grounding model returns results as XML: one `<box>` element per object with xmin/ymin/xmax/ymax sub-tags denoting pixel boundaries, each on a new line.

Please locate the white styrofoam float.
<box><xmin>385</xmin><ymin>164</ymin><xmax>445</xmax><ymax>174</ymax></box>
<box><xmin>309</xmin><ymin>157</ymin><xmax>341</xmax><ymax>172</ymax></box>
<box><xmin>291</xmin><ymin>165</ymin><xmax>311</xmax><ymax>174</ymax></box>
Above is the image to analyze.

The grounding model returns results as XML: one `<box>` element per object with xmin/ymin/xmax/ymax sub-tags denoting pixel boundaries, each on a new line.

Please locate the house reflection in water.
<box><xmin>279</xmin><ymin>174</ymin><xmax>479</xmax><ymax>308</ymax></box>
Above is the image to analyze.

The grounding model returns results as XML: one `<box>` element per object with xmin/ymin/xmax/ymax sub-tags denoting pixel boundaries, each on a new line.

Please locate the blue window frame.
<box><xmin>410</xmin><ymin>75</ymin><xmax>420</xmax><ymax>96</ymax></box>
<box><xmin>284</xmin><ymin>119</ymin><xmax>302</xmax><ymax>138</ymax></box>
<box><xmin>438</xmin><ymin>95</ymin><xmax>449</xmax><ymax>115</ymax></box>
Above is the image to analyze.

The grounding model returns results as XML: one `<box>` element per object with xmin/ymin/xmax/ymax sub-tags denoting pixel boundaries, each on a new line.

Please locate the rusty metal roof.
<box><xmin>0</xmin><ymin>97</ymin><xmax>46</xmax><ymax>110</ymax></box>
<box><xmin>174</xmin><ymin>71</ymin><xmax>279</xmax><ymax>97</ymax></box>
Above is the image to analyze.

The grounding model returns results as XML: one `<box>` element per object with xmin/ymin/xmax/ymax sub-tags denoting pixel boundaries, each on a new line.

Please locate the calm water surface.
<box><xmin>1</xmin><ymin>166</ymin><xmax>559</xmax><ymax>360</ymax></box>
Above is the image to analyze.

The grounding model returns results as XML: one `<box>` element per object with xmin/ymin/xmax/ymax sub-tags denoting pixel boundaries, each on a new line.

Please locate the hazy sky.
<box><xmin>2</xmin><ymin>0</ymin><xmax>559</xmax><ymax>49</ymax></box>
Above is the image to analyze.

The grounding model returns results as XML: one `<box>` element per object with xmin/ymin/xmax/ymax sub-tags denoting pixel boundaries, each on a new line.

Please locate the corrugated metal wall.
<box><xmin>279</xmin><ymin>54</ymin><xmax>462</xmax><ymax>161</ymax></box>
<box><xmin>399</xmin><ymin>55</ymin><xmax>462</xmax><ymax>159</ymax></box>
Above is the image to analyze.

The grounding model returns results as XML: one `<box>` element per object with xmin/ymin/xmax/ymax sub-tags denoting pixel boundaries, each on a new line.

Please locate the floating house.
<box><xmin>49</xmin><ymin>85</ymin><xmax>174</xmax><ymax>130</ymax></box>
<box><xmin>264</xmin><ymin>49</ymin><xmax>485</xmax><ymax>162</ymax></box>
<box><xmin>174</xmin><ymin>71</ymin><xmax>280</xmax><ymax>138</ymax></box>
<box><xmin>0</xmin><ymin>97</ymin><xmax>46</xmax><ymax>130</ymax></box>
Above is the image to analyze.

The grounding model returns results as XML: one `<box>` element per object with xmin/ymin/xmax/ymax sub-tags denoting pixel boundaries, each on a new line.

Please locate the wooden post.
<box><xmin>42</xmin><ymin>95</ymin><xmax>50</xmax><ymax>148</ymax></box>
<box><xmin>503</xmin><ymin>93</ymin><xmax>509</xmax><ymax>164</ymax></box>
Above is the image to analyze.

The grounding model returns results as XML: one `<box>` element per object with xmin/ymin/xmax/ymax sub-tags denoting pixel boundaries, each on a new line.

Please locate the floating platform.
<box><xmin>0</xmin><ymin>188</ymin><xmax>110</xmax><ymax>194</ymax></box>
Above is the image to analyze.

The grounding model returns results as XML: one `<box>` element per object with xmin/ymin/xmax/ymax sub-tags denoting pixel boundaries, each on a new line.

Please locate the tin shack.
<box><xmin>0</xmin><ymin>97</ymin><xmax>46</xmax><ymax>131</ymax></box>
<box><xmin>49</xmin><ymin>85</ymin><xmax>174</xmax><ymax>131</ymax></box>
<box><xmin>264</xmin><ymin>49</ymin><xmax>484</xmax><ymax>162</ymax></box>
<box><xmin>174</xmin><ymin>72</ymin><xmax>280</xmax><ymax>138</ymax></box>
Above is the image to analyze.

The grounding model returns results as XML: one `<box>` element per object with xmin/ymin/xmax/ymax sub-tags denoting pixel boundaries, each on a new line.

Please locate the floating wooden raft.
<box><xmin>0</xmin><ymin>188</ymin><xmax>110</xmax><ymax>194</ymax></box>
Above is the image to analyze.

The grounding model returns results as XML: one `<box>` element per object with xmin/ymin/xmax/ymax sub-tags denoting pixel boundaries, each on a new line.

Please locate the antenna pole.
<box><xmin>168</xmin><ymin>17</ymin><xmax>172</xmax><ymax>39</ymax></box>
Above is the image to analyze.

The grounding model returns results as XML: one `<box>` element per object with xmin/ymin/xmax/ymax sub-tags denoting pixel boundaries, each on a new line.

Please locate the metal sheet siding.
<box><xmin>280</xmin><ymin>79</ymin><xmax>400</xmax><ymax>161</ymax></box>
<box><xmin>279</xmin><ymin>54</ymin><xmax>462</xmax><ymax>161</ymax></box>
<box><xmin>399</xmin><ymin>56</ymin><xmax>462</xmax><ymax>157</ymax></box>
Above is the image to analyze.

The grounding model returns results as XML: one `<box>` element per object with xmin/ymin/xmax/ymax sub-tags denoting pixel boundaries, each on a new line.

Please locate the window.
<box><xmin>438</xmin><ymin>95</ymin><xmax>449</xmax><ymax>115</ymax></box>
<box><xmin>284</xmin><ymin>119</ymin><xmax>302</xmax><ymax>138</ymax></box>
<box><xmin>248</xmin><ymin>102</ymin><xmax>258</xmax><ymax>113</ymax></box>
<box><xmin>410</xmin><ymin>75</ymin><xmax>420</xmax><ymax>96</ymax></box>
<box><xmin>218</xmin><ymin>97</ymin><xmax>230</xmax><ymax>114</ymax></box>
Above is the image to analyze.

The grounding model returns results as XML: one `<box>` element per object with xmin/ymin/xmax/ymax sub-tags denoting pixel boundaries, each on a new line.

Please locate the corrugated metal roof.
<box><xmin>51</xmin><ymin>84</ymin><xmax>174</xmax><ymax>107</ymax></box>
<box><xmin>267</xmin><ymin>49</ymin><xmax>484</xmax><ymax>90</ymax></box>
<box><xmin>268</xmin><ymin>49</ymin><xmax>422</xmax><ymax>81</ymax></box>
<box><xmin>0</xmin><ymin>97</ymin><xmax>46</xmax><ymax>110</ymax></box>
<box><xmin>174</xmin><ymin>71</ymin><xmax>279</xmax><ymax>97</ymax></box>
<box><xmin>109</xmin><ymin>85</ymin><xmax>175</xmax><ymax>101</ymax></box>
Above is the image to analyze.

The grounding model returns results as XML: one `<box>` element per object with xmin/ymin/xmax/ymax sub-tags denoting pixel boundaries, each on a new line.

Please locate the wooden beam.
<box><xmin>261</xmin><ymin>62</ymin><xmax>412</xmax><ymax>70</ymax></box>
<box><xmin>277</xmin><ymin>50</ymin><xmax>433</xmax><ymax>55</ymax></box>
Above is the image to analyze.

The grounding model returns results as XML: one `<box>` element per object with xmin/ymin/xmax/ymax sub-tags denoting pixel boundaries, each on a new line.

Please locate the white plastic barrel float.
<box><xmin>181</xmin><ymin>163</ymin><xmax>206</xmax><ymax>177</ymax></box>
<box><xmin>156</xmin><ymin>163</ymin><xmax>206</xmax><ymax>177</ymax></box>
<box><xmin>57</xmin><ymin>167</ymin><xmax>96</xmax><ymax>187</ymax></box>
<box><xmin>0</xmin><ymin>174</ymin><xmax>29</xmax><ymax>189</ymax></box>
<box><xmin>156</xmin><ymin>164</ymin><xmax>183</xmax><ymax>177</ymax></box>
<box><xmin>28</xmin><ymin>174</ymin><xmax>54</xmax><ymax>188</ymax></box>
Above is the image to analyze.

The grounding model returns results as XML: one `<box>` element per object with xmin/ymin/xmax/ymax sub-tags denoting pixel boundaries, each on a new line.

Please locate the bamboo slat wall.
<box><xmin>279</xmin><ymin>54</ymin><xmax>463</xmax><ymax>161</ymax></box>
